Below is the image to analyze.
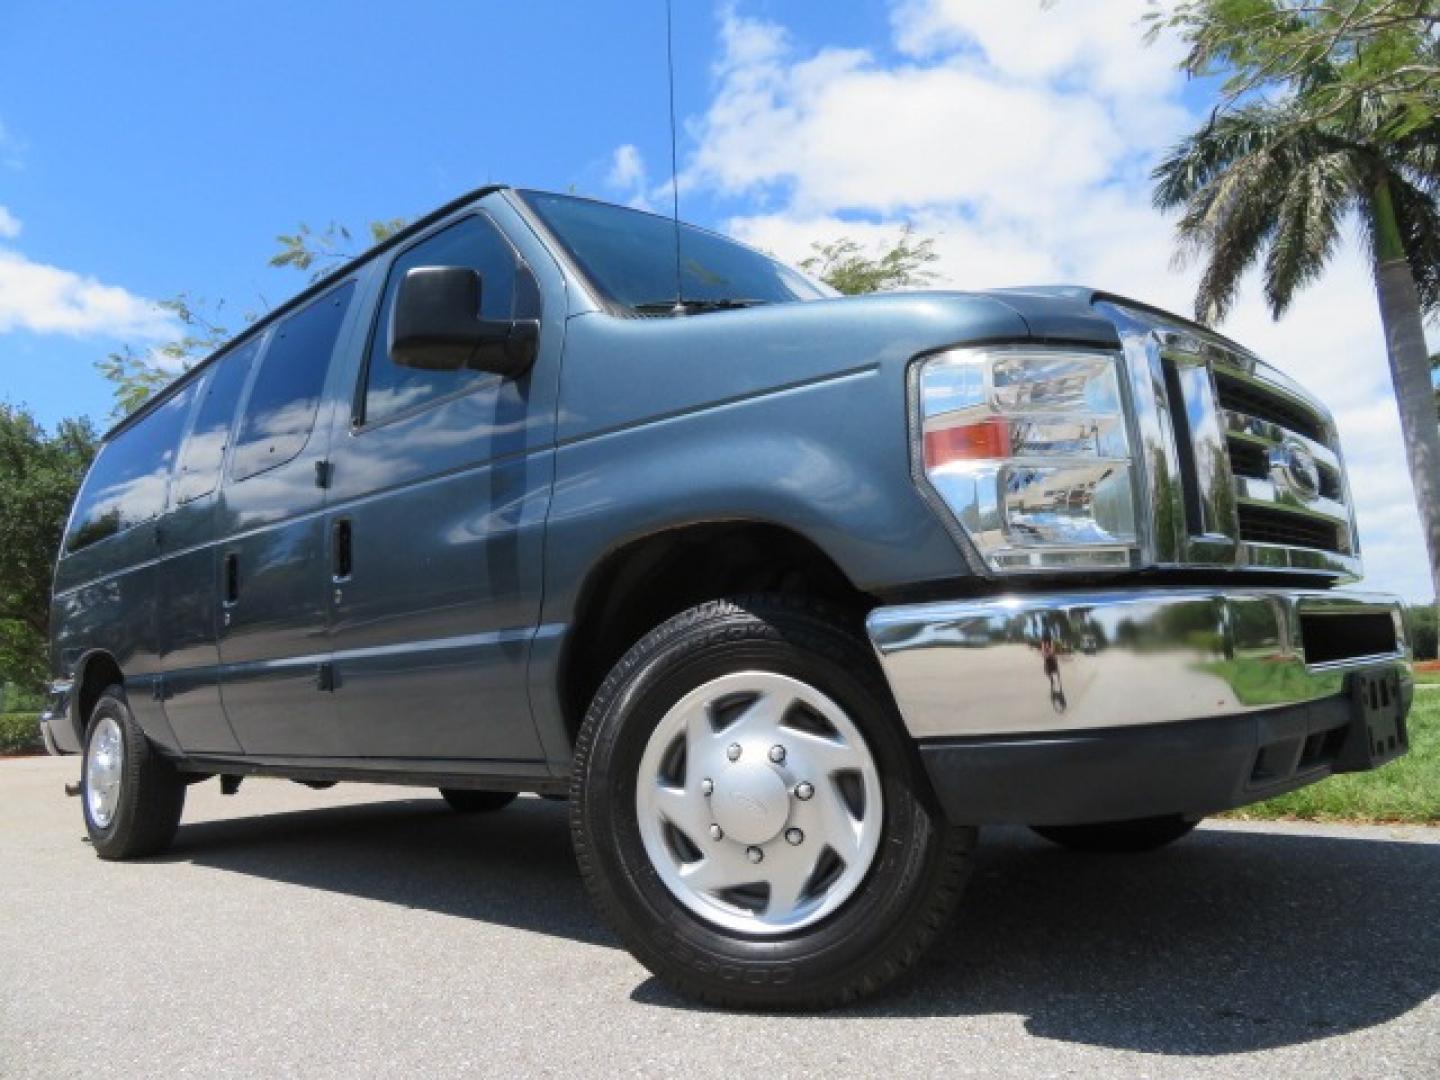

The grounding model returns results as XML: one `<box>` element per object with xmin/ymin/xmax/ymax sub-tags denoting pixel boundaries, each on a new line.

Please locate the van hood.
<box><xmin>555</xmin><ymin>287</ymin><xmax>1178</xmax><ymax>443</ymax></box>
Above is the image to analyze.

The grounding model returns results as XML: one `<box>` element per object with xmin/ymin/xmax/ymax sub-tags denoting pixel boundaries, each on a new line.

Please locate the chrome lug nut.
<box><xmin>768</xmin><ymin>744</ymin><xmax>786</xmax><ymax>764</ymax></box>
<box><xmin>726</xmin><ymin>743</ymin><xmax>742</xmax><ymax>762</ymax></box>
<box><xmin>701</xmin><ymin>778</ymin><xmax>714</xmax><ymax>796</ymax></box>
<box><xmin>709</xmin><ymin>824</ymin><xmax>724</xmax><ymax>841</ymax></box>
<box><xmin>785</xmin><ymin>828</ymin><xmax>804</xmax><ymax>846</ymax></box>
<box><xmin>794</xmin><ymin>781</ymin><xmax>814</xmax><ymax>801</ymax></box>
<box><xmin>746</xmin><ymin>846</ymin><xmax>764</xmax><ymax>864</ymax></box>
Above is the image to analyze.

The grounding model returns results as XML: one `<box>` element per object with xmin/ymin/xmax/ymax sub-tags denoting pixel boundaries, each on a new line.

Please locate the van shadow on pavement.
<box><xmin>169</xmin><ymin>796</ymin><xmax>1439</xmax><ymax>1054</ymax></box>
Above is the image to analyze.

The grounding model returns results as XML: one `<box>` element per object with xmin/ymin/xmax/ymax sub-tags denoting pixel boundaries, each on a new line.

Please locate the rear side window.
<box><xmin>172</xmin><ymin>337</ymin><xmax>261</xmax><ymax>505</ymax></box>
<box><xmin>361</xmin><ymin>215</ymin><xmax>535</xmax><ymax>426</ymax></box>
<box><xmin>232</xmin><ymin>281</ymin><xmax>356</xmax><ymax>482</ymax></box>
<box><xmin>65</xmin><ymin>384</ymin><xmax>196</xmax><ymax>553</ymax></box>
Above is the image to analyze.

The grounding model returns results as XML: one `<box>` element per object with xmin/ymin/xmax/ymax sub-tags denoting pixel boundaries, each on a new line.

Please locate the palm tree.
<box><xmin>1153</xmin><ymin>96</ymin><xmax>1440</xmax><ymax>601</ymax></box>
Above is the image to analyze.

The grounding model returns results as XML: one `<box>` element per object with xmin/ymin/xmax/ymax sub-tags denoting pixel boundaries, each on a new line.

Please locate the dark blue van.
<box><xmin>45</xmin><ymin>187</ymin><xmax>1413</xmax><ymax>1008</ymax></box>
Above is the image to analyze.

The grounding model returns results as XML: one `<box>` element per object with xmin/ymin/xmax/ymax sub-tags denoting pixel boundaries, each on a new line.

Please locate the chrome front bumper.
<box><xmin>866</xmin><ymin>588</ymin><xmax>1411</xmax><ymax>739</ymax></box>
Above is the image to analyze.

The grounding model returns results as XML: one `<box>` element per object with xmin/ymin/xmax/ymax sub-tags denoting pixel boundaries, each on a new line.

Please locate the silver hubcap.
<box><xmin>85</xmin><ymin>715</ymin><xmax>123</xmax><ymax>829</ymax></box>
<box><xmin>635</xmin><ymin>671</ymin><xmax>883</xmax><ymax>934</ymax></box>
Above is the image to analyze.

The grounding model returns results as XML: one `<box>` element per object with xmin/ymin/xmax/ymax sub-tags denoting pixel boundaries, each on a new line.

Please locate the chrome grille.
<box><xmin>1098</xmin><ymin>299</ymin><xmax>1360</xmax><ymax>581</ymax></box>
<box><xmin>1211</xmin><ymin>365</ymin><xmax>1356</xmax><ymax>565</ymax></box>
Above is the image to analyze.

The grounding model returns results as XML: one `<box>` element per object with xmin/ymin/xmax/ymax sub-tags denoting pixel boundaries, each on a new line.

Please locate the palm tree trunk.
<box><xmin>1371</xmin><ymin>181</ymin><xmax>1440</xmax><ymax>602</ymax></box>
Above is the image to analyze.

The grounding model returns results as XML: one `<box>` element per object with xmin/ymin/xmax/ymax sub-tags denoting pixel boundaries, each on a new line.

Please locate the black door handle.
<box><xmin>332</xmin><ymin>519</ymin><xmax>353</xmax><ymax>581</ymax></box>
<box><xmin>223</xmin><ymin>553</ymin><xmax>239</xmax><ymax>605</ymax></box>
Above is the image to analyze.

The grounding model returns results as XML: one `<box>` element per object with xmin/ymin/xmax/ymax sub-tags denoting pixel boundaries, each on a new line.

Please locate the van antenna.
<box><xmin>665</xmin><ymin>0</ymin><xmax>684</xmax><ymax>314</ymax></box>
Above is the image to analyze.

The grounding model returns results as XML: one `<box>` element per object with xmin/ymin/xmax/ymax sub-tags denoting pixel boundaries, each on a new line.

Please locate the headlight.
<box><xmin>915</xmin><ymin>345</ymin><xmax>1139</xmax><ymax>572</ymax></box>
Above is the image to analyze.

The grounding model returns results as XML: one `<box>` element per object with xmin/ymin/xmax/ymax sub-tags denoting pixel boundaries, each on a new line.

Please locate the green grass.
<box><xmin>0</xmin><ymin>712</ymin><xmax>43</xmax><ymax>755</ymax></box>
<box><xmin>1413</xmin><ymin>667</ymin><xmax>1440</xmax><ymax>686</ymax></box>
<box><xmin>1227</xmin><ymin>689</ymin><xmax>1440</xmax><ymax>824</ymax></box>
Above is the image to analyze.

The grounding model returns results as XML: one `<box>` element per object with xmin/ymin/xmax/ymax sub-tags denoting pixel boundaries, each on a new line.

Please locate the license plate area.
<box><xmin>1343</xmin><ymin>669</ymin><xmax>1407</xmax><ymax>769</ymax></box>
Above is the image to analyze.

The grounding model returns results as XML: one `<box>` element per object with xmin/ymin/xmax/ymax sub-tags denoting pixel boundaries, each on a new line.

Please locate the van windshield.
<box><xmin>517</xmin><ymin>190</ymin><xmax>834</xmax><ymax>313</ymax></box>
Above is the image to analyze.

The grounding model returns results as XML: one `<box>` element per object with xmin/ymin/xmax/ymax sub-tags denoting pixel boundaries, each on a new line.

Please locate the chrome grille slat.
<box><xmin>1235</xmin><ymin>504</ymin><xmax>1343</xmax><ymax>551</ymax></box>
<box><xmin>1233</xmin><ymin>483</ymin><xmax>1351</xmax><ymax>526</ymax></box>
<box><xmin>1220</xmin><ymin>410</ymin><xmax>1340</xmax><ymax>472</ymax></box>
<box><xmin>1212</xmin><ymin>368</ymin><xmax>1331</xmax><ymax>444</ymax></box>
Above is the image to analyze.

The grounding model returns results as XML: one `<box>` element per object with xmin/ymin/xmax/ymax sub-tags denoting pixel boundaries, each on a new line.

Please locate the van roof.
<box><xmin>103</xmin><ymin>183</ymin><xmax>506</xmax><ymax>441</ymax></box>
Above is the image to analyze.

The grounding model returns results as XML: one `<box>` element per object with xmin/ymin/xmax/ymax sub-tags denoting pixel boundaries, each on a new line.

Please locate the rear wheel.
<box><xmin>81</xmin><ymin>685</ymin><xmax>186</xmax><ymax>860</ymax></box>
<box><xmin>439</xmin><ymin>789</ymin><xmax>518</xmax><ymax>814</ymax></box>
<box><xmin>572</xmin><ymin>596</ymin><xmax>975</xmax><ymax>1010</ymax></box>
<box><xmin>1030</xmin><ymin>814</ymin><xmax>1200</xmax><ymax>853</ymax></box>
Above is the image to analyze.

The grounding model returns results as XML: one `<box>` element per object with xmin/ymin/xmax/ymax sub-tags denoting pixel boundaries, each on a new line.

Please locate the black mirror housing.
<box><xmin>389</xmin><ymin>266</ymin><xmax>537</xmax><ymax>376</ymax></box>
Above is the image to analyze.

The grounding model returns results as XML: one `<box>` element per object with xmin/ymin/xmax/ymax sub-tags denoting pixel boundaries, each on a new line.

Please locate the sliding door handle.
<box><xmin>332</xmin><ymin>519</ymin><xmax>353</xmax><ymax>582</ymax></box>
<box><xmin>222</xmin><ymin>553</ymin><xmax>239</xmax><ymax>606</ymax></box>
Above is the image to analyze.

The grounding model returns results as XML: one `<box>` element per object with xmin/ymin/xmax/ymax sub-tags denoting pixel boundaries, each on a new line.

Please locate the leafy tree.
<box><xmin>1151</xmin><ymin>2</ymin><xmax>1440</xmax><ymax>600</ymax></box>
<box><xmin>270</xmin><ymin>218</ymin><xmax>409</xmax><ymax>282</ymax></box>
<box><xmin>98</xmin><ymin>218</ymin><xmax>410</xmax><ymax>416</ymax></box>
<box><xmin>1407</xmin><ymin>600</ymin><xmax>1438</xmax><ymax>659</ymax></box>
<box><xmin>98</xmin><ymin>294</ymin><xmax>235</xmax><ymax>418</ymax></box>
<box><xmin>1150</xmin><ymin>1</ymin><xmax>1440</xmax><ymax>136</ymax></box>
<box><xmin>0</xmin><ymin>407</ymin><xmax>97</xmax><ymax>691</ymax></box>
<box><xmin>799</xmin><ymin>225</ymin><xmax>939</xmax><ymax>295</ymax></box>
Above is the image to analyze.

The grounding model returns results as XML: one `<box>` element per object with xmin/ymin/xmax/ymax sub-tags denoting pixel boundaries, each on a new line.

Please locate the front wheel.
<box><xmin>571</xmin><ymin>596</ymin><xmax>975</xmax><ymax>1010</ymax></box>
<box><xmin>1030</xmin><ymin>814</ymin><xmax>1200</xmax><ymax>853</ymax></box>
<box><xmin>81</xmin><ymin>685</ymin><xmax>186</xmax><ymax>860</ymax></box>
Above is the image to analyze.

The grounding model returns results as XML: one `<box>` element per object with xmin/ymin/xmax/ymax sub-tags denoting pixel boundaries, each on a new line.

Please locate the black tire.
<box><xmin>1031</xmin><ymin>814</ymin><xmax>1200</xmax><ymax>853</ymax></box>
<box><xmin>571</xmin><ymin>595</ymin><xmax>976</xmax><ymax>1010</ymax></box>
<box><xmin>439</xmin><ymin>788</ymin><xmax>518</xmax><ymax>813</ymax></box>
<box><xmin>81</xmin><ymin>685</ymin><xmax>186</xmax><ymax>860</ymax></box>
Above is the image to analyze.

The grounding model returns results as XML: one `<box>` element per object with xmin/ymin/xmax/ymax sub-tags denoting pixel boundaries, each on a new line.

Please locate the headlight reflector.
<box><xmin>916</xmin><ymin>345</ymin><xmax>1139</xmax><ymax>572</ymax></box>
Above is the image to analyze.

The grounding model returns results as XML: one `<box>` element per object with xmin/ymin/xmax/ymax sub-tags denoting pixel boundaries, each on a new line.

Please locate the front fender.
<box><xmin>540</xmin><ymin>363</ymin><xmax>967</xmax><ymax>626</ymax></box>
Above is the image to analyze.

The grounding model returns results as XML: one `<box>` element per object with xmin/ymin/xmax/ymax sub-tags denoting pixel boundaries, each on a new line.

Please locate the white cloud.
<box><xmin>0</xmin><ymin>247</ymin><xmax>175</xmax><ymax>340</ymax></box>
<box><xmin>0</xmin><ymin>205</ymin><xmax>19</xmax><ymax>239</ymax></box>
<box><xmin>891</xmin><ymin>0</ymin><xmax>1186</xmax><ymax>134</ymax></box>
<box><xmin>608</xmin><ymin>144</ymin><xmax>646</xmax><ymax>189</ymax></box>
<box><xmin>605</xmin><ymin>143</ymin><xmax>659</xmax><ymax>210</ymax></box>
<box><xmin>633</xmin><ymin>0</ymin><xmax>1434</xmax><ymax>599</ymax></box>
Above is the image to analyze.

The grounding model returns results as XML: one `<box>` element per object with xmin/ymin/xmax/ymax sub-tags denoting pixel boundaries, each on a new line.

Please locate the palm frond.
<box><xmin>1155</xmin><ymin>107</ymin><xmax>1317</xmax><ymax>323</ymax></box>
<box><xmin>1262</xmin><ymin>152</ymin><xmax>1355</xmax><ymax>317</ymax></box>
<box><xmin>1152</xmin><ymin>104</ymin><xmax>1300</xmax><ymax>210</ymax></box>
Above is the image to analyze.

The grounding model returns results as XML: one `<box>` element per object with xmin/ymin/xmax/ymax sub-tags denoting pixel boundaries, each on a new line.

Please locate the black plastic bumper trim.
<box><xmin>918</xmin><ymin>685</ymin><xmax>1407</xmax><ymax>826</ymax></box>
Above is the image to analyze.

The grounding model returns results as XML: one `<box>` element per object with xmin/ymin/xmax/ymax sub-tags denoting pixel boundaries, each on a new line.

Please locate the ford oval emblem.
<box><xmin>1271</xmin><ymin>441</ymin><xmax>1322</xmax><ymax>502</ymax></box>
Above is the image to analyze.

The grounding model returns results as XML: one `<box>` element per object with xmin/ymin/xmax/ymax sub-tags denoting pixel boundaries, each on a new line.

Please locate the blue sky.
<box><xmin>0</xmin><ymin>1</ymin><xmax>1433</xmax><ymax>599</ymax></box>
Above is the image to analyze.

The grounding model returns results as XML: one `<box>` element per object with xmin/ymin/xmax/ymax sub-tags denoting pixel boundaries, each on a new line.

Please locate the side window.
<box><xmin>172</xmin><ymin>337</ymin><xmax>261</xmax><ymax>505</ymax></box>
<box><xmin>65</xmin><ymin>384</ymin><xmax>195</xmax><ymax>553</ymax></box>
<box><xmin>232</xmin><ymin>281</ymin><xmax>356</xmax><ymax>482</ymax></box>
<box><xmin>361</xmin><ymin>214</ymin><xmax>536</xmax><ymax>425</ymax></box>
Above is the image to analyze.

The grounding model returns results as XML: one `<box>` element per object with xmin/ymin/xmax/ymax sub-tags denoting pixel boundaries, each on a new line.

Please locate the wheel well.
<box><xmin>558</xmin><ymin>522</ymin><xmax>873</xmax><ymax>742</ymax></box>
<box><xmin>74</xmin><ymin>653</ymin><xmax>123</xmax><ymax>742</ymax></box>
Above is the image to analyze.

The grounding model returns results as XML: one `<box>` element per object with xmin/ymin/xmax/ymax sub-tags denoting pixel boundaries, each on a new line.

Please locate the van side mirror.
<box><xmin>389</xmin><ymin>266</ymin><xmax>537</xmax><ymax>376</ymax></box>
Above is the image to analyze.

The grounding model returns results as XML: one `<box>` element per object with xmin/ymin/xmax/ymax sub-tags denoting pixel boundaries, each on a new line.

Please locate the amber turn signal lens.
<box><xmin>923</xmin><ymin>419</ymin><xmax>1011</xmax><ymax>468</ymax></box>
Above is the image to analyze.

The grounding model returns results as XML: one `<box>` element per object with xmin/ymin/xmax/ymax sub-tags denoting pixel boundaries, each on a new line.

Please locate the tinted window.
<box><xmin>172</xmin><ymin>337</ymin><xmax>261</xmax><ymax>505</ymax></box>
<box><xmin>362</xmin><ymin>215</ymin><xmax>533</xmax><ymax>425</ymax></box>
<box><xmin>518</xmin><ymin>190</ymin><xmax>831</xmax><ymax>311</ymax></box>
<box><xmin>232</xmin><ymin>281</ymin><xmax>356</xmax><ymax>482</ymax></box>
<box><xmin>66</xmin><ymin>384</ymin><xmax>196</xmax><ymax>553</ymax></box>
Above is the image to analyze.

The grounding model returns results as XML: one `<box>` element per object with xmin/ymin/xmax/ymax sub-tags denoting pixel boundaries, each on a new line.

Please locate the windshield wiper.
<box><xmin>632</xmin><ymin>298</ymin><xmax>771</xmax><ymax>315</ymax></box>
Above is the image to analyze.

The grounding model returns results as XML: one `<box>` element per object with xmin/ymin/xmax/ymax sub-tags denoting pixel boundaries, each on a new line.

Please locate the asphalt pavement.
<box><xmin>3</xmin><ymin>754</ymin><xmax>1437</xmax><ymax>1078</ymax></box>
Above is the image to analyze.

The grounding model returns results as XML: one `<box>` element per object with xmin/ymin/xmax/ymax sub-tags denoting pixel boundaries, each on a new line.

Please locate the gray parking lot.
<box><xmin>3</xmin><ymin>755</ymin><xmax>1437</xmax><ymax>1078</ymax></box>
